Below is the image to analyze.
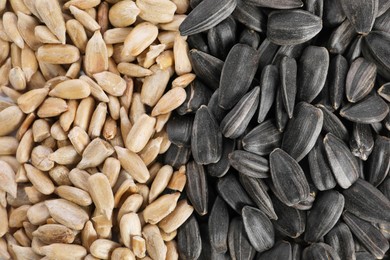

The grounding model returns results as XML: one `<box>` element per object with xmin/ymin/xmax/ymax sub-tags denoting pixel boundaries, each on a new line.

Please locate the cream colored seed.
<box><xmin>9</xmin><ymin>66</ymin><xmax>26</xmax><ymax>90</ymax></box>
<box><xmin>85</xmin><ymin>30</ymin><xmax>108</xmax><ymax>76</ymax></box>
<box><xmin>69</xmin><ymin>5</ymin><xmax>101</xmax><ymax>32</ymax></box>
<box><xmin>17</xmin><ymin>88</ymin><xmax>49</xmax><ymax>114</ymax></box>
<box><xmin>136</xmin><ymin>0</ymin><xmax>177</xmax><ymax>24</ymax></box>
<box><xmin>35</xmin><ymin>0</ymin><xmax>66</xmax><ymax>44</ymax></box>
<box><xmin>13</xmin><ymin>229</ymin><xmax>30</xmax><ymax>247</ymax></box>
<box><xmin>109</xmin><ymin>0</ymin><xmax>139</xmax><ymax>28</ymax></box>
<box><xmin>16</xmin><ymin>12</ymin><xmax>41</xmax><ymax>51</ymax></box>
<box><xmin>48</xmin><ymin>145</ymin><xmax>81</xmax><ymax>165</ymax></box>
<box><xmin>0</xmin><ymin>136</ymin><xmax>19</xmax><ymax>156</ymax></box>
<box><xmin>142</xmin><ymin>44</ymin><xmax>166</xmax><ymax>68</ymax></box>
<box><xmin>64</xmin><ymin>0</ymin><xmax>101</xmax><ymax>9</ymax></box>
<box><xmin>81</xmin><ymin>220</ymin><xmax>98</xmax><ymax>252</ymax></box>
<box><xmin>21</xmin><ymin>46</ymin><xmax>38</xmax><ymax>81</ymax></box>
<box><xmin>88</xmin><ymin>102</ymin><xmax>107</xmax><ymax>138</ymax></box>
<box><xmin>172</xmin><ymin>73</ymin><xmax>196</xmax><ymax>88</ymax></box>
<box><xmin>55</xmin><ymin>185</ymin><xmax>92</xmax><ymax>207</ymax></box>
<box><xmin>103</xmin><ymin>116</ymin><xmax>117</xmax><ymax>140</ymax></box>
<box><xmin>143</xmin><ymin>192</ymin><xmax>180</xmax><ymax>224</ymax></box>
<box><xmin>160</xmin><ymin>229</ymin><xmax>177</xmax><ymax>242</ymax></box>
<box><xmin>102</xmin><ymin>157</ymin><xmax>121</xmax><ymax>187</ymax></box>
<box><xmin>0</xmin><ymin>160</ymin><xmax>17</xmax><ymax>198</ymax></box>
<box><xmin>88</xmin><ymin>173</ymin><xmax>114</xmax><ymax>219</ymax></box>
<box><xmin>49</xmin><ymin>79</ymin><xmax>91</xmax><ymax>99</ymax></box>
<box><xmin>120</xmin><ymin>212</ymin><xmax>141</xmax><ymax>248</ymax></box>
<box><xmin>122</xmin><ymin>22</ymin><xmax>159</xmax><ymax>57</ymax></box>
<box><xmin>49</xmin><ymin>166</ymin><xmax>72</xmax><ymax>186</ymax></box>
<box><xmin>1</xmin><ymin>86</ymin><xmax>21</xmax><ymax>102</ymax></box>
<box><xmin>60</xmin><ymin>100</ymin><xmax>79</xmax><ymax>132</ymax></box>
<box><xmin>166</xmin><ymin>240</ymin><xmax>179</xmax><ymax>260</ymax></box>
<box><xmin>111</xmin><ymin>247</ymin><xmax>136</xmax><ymax>260</ymax></box>
<box><xmin>32</xmin><ymin>224</ymin><xmax>76</xmax><ymax>244</ymax></box>
<box><xmin>158</xmin><ymin>199</ymin><xmax>194</xmax><ymax>233</ymax></box>
<box><xmin>37</xmin><ymin>97</ymin><xmax>68</xmax><ymax>118</ymax></box>
<box><xmin>41</xmin><ymin>243</ymin><xmax>87</xmax><ymax>260</ymax></box>
<box><xmin>31</xmin><ymin>145</ymin><xmax>54</xmax><ymax>171</ymax></box>
<box><xmin>37</xmin><ymin>44</ymin><xmax>80</xmax><ymax>64</ymax></box>
<box><xmin>74</xmin><ymin>97</ymin><xmax>95</xmax><ymax>131</ymax></box>
<box><xmin>142</xmin><ymin>224</ymin><xmax>167</xmax><ymax>260</ymax></box>
<box><xmin>129</xmin><ymin>93</ymin><xmax>146</xmax><ymax>124</ymax></box>
<box><xmin>3</xmin><ymin>12</ymin><xmax>24</xmax><ymax>48</ymax></box>
<box><xmin>160</xmin><ymin>15</ymin><xmax>187</xmax><ymax>31</ymax></box>
<box><xmin>93</xmin><ymin>71</ymin><xmax>126</xmax><ymax>96</ymax></box>
<box><xmin>174</xmin><ymin>33</ymin><xmax>192</xmax><ymax>75</ymax></box>
<box><xmin>108</xmin><ymin>95</ymin><xmax>120</xmax><ymax>120</ymax></box>
<box><xmin>66</xmin><ymin>59</ymin><xmax>82</xmax><ymax>79</ymax></box>
<box><xmin>115</xmin><ymin>146</ymin><xmax>150</xmax><ymax>183</ymax></box>
<box><xmin>50</xmin><ymin>121</ymin><xmax>68</xmax><ymax>141</ymax></box>
<box><xmin>117</xmin><ymin>194</ymin><xmax>143</xmax><ymax>222</ymax></box>
<box><xmin>151</xmin><ymin>87</ymin><xmax>187</xmax><ymax>116</ymax></box>
<box><xmin>148</xmin><ymin>165</ymin><xmax>173</xmax><ymax>203</ymax></box>
<box><xmin>126</xmin><ymin>114</ymin><xmax>156</xmax><ymax>153</ymax></box>
<box><xmin>117</xmin><ymin>62</ymin><xmax>153</xmax><ymax>77</ymax></box>
<box><xmin>103</xmin><ymin>28</ymin><xmax>132</xmax><ymax>44</ymax></box>
<box><xmin>78</xmin><ymin>138</ymin><xmax>114</xmax><ymax>169</ymax></box>
<box><xmin>141</xmin><ymin>65</ymin><xmax>171</xmax><ymax>107</ymax></box>
<box><xmin>90</xmin><ymin>239</ymin><xmax>120</xmax><ymax>260</ymax></box>
<box><xmin>80</xmin><ymin>75</ymin><xmax>109</xmax><ymax>102</ymax></box>
<box><xmin>139</xmin><ymin>137</ymin><xmax>163</xmax><ymax>166</ymax></box>
<box><xmin>24</xmin><ymin>164</ymin><xmax>55</xmax><ymax>195</ymax></box>
<box><xmin>34</xmin><ymin>25</ymin><xmax>61</xmax><ymax>44</ymax></box>
<box><xmin>0</xmin><ymin>106</ymin><xmax>25</xmax><ymax>137</ymax></box>
<box><xmin>16</xmin><ymin>129</ymin><xmax>33</xmax><ymax>163</ymax></box>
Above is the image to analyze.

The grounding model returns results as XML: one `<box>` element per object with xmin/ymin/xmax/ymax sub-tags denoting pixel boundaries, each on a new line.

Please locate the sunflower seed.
<box><xmin>239</xmin><ymin>29</ymin><xmax>261</xmax><ymax>49</ymax></box>
<box><xmin>280</xmin><ymin>56</ymin><xmax>297</xmax><ymax>118</ymax></box>
<box><xmin>275</xmin><ymin>87</ymin><xmax>289</xmax><ymax>132</ymax></box>
<box><xmin>324</xmin><ymin>222</ymin><xmax>356</xmax><ymax>260</ymax></box>
<box><xmin>350</xmin><ymin>123</ymin><xmax>374</xmax><ymax>161</ymax></box>
<box><xmin>207</xmin><ymin>138</ymin><xmax>235</xmax><ymax>178</ymax></box>
<box><xmin>186</xmin><ymin>161</ymin><xmax>209</xmax><ymax>215</ymax></box>
<box><xmin>187</xmin><ymin>33</ymin><xmax>209</xmax><ymax>53</ymax></box>
<box><xmin>189</xmin><ymin>49</ymin><xmax>223</xmax><ymax>90</ymax></box>
<box><xmin>208</xmin><ymin>196</ymin><xmax>229</xmax><ymax>254</ymax></box>
<box><xmin>164</xmin><ymin>144</ymin><xmax>191</xmax><ymax>169</ymax></box>
<box><xmin>258</xmin><ymin>65</ymin><xmax>279</xmax><ymax>123</ymax></box>
<box><xmin>297</xmin><ymin>46</ymin><xmax>329</xmax><ymax>103</ymax></box>
<box><xmin>242</xmin><ymin>206</ymin><xmax>275</xmax><ymax>253</ymax></box>
<box><xmin>267</xmin><ymin>10</ymin><xmax>322</xmax><ymax>45</ymax></box>
<box><xmin>281</xmin><ymin>102</ymin><xmax>324</xmax><ymax>162</ymax></box>
<box><xmin>308</xmin><ymin>137</ymin><xmax>337</xmax><ymax>191</ymax></box>
<box><xmin>323</xmin><ymin>0</ymin><xmax>346</xmax><ymax>27</ymax></box>
<box><xmin>244</xmin><ymin>0</ymin><xmax>303</xmax><ymax>8</ymax></box>
<box><xmin>218</xmin><ymin>44</ymin><xmax>259</xmax><ymax>109</ymax></box>
<box><xmin>217</xmin><ymin>173</ymin><xmax>254</xmax><ymax>213</ymax></box>
<box><xmin>362</xmin><ymin>31</ymin><xmax>390</xmax><ymax>80</ymax></box>
<box><xmin>167</xmin><ymin>114</ymin><xmax>193</xmax><ymax>147</ymax></box>
<box><xmin>343</xmin><ymin>178</ymin><xmax>390</xmax><ymax>223</ymax></box>
<box><xmin>177</xmin><ymin>79</ymin><xmax>213</xmax><ymax>115</ymax></box>
<box><xmin>302</xmin><ymin>242</ymin><xmax>341</xmax><ymax>260</ymax></box>
<box><xmin>256</xmin><ymin>240</ymin><xmax>292</xmax><ymax>259</ymax></box>
<box><xmin>270</xmin><ymin>194</ymin><xmax>306</xmax><ymax>238</ymax></box>
<box><xmin>229</xmin><ymin>150</ymin><xmax>269</xmax><ymax>178</ymax></box>
<box><xmin>270</xmin><ymin>148</ymin><xmax>310</xmax><ymax>206</ymax></box>
<box><xmin>355</xmin><ymin>251</ymin><xmax>376</xmax><ymax>260</ymax></box>
<box><xmin>318</xmin><ymin>104</ymin><xmax>349</xmax><ymax>141</ymax></box>
<box><xmin>272</xmin><ymin>43</ymin><xmax>306</xmax><ymax>65</ymax></box>
<box><xmin>232</xmin><ymin>1</ymin><xmax>266</xmax><ymax>32</ymax></box>
<box><xmin>374</xmin><ymin>8</ymin><xmax>390</xmax><ymax>33</ymax></box>
<box><xmin>378</xmin><ymin>177</ymin><xmax>390</xmax><ymax>200</ymax></box>
<box><xmin>367</xmin><ymin>136</ymin><xmax>390</xmax><ymax>187</ymax></box>
<box><xmin>258</xmin><ymin>39</ymin><xmax>280</xmax><ymax>71</ymax></box>
<box><xmin>327</xmin><ymin>55</ymin><xmax>349</xmax><ymax>110</ymax></box>
<box><xmin>378</xmin><ymin>82</ymin><xmax>390</xmax><ymax>102</ymax></box>
<box><xmin>221</xmin><ymin>86</ymin><xmax>260</xmax><ymax>139</ymax></box>
<box><xmin>179</xmin><ymin>0</ymin><xmax>237</xmax><ymax>36</ymax></box>
<box><xmin>304</xmin><ymin>190</ymin><xmax>345</xmax><ymax>242</ymax></box>
<box><xmin>343</xmin><ymin>211</ymin><xmax>389</xmax><ymax>259</ymax></box>
<box><xmin>177</xmin><ymin>215</ymin><xmax>202</xmax><ymax>260</ymax></box>
<box><xmin>340</xmin><ymin>94</ymin><xmax>389</xmax><ymax>124</ymax></box>
<box><xmin>228</xmin><ymin>217</ymin><xmax>257</xmax><ymax>260</ymax></box>
<box><xmin>207</xmin><ymin>16</ymin><xmax>236</xmax><ymax>60</ymax></box>
<box><xmin>339</xmin><ymin>0</ymin><xmax>378</xmax><ymax>34</ymax></box>
<box><xmin>328</xmin><ymin>19</ymin><xmax>357</xmax><ymax>54</ymax></box>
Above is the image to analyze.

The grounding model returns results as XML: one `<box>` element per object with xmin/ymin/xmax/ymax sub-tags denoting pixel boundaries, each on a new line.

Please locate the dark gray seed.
<box><xmin>242</xmin><ymin>206</ymin><xmax>275</xmax><ymax>253</ymax></box>
<box><xmin>345</xmin><ymin>35</ymin><xmax>364</xmax><ymax>63</ymax></box>
<box><xmin>242</xmin><ymin>120</ymin><xmax>282</xmax><ymax>156</ymax></box>
<box><xmin>343</xmin><ymin>178</ymin><xmax>390</xmax><ymax>223</ymax></box>
<box><xmin>164</xmin><ymin>144</ymin><xmax>191</xmax><ymax>169</ymax></box>
<box><xmin>343</xmin><ymin>211</ymin><xmax>390</xmax><ymax>259</ymax></box>
<box><xmin>267</xmin><ymin>10</ymin><xmax>322</xmax><ymax>45</ymax></box>
<box><xmin>166</xmin><ymin>115</ymin><xmax>193</xmax><ymax>147</ymax></box>
<box><xmin>302</xmin><ymin>243</ymin><xmax>341</xmax><ymax>260</ymax></box>
<box><xmin>207</xmin><ymin>16</ymin><xmax>237</xmax><ymax>60</ymax></box>
<box><xmin>328</xmin><ymin>19</ymin><xmax>357</xmax><ymax>54</ymax></box>
<box><xmin>339</xmin><ymin>0</ymin><xmax>378</xmax><ymax>34</ymax></box>
<box><xmin>192</xmin><ymin>105</ymin><xmax>222</xmax><ymax>164</ymax></box>
<box><xmin>189</xmin><ymin>49</ymin><xmax>223</xmax><ymax>90</ymax></box>
<box><xmin>291</xmin><ymin>243</ymin><xmax>302</xmax><ymax>260</ymax></box>
<box><xmin>370</xmin><ymin>121</ymin><xmax>383</xmax><ymax>134</ymax></box>
<box><xmin>179</xmin><ymin>0</ymin><xmax>237</xmax><ymax>36</ymax></box>
<box><xmin>272</xmin><ymin>43</ymin><xmax>306</xmax><ymax>66</ymax></box>
<box><xmin>221</xmin><ymin>87</ymin><xmax>260</xmax><ymax>139</ymax></box>
<box><xmin>186</xmin><ymin>161</ymin><xmax>208</xmax><ymax>215</ymax></box>
<box><xmin>243</xmin><ymin>0</ymin><xmax>303</xmax><ymax>8</ymax></box>
<box><xmin>239</xmin><ymin>174</ymin><xmax>277</xmax><ymax>220</ymax></box>
<box><xmin>346</xmin><ymin>57</ymin><xmax>377</xmax><ymax>103</ymax></box>
<box><xmin>280</xmin><ymin>56</ymin><xmax>297</xmax><ymax>118</ymax></box>
<box><xmin>374</xmin><ymin>8</ymin><xmax>390</xmax><ymax>33</ymax></box>
<box><xmin>378</xmin><ymin>222</ymin><xmax>390</xmax><ymax>240</ymax></box>
<box><xmin>217</xmin><ymin>173</ymin><xmax>255</xmax><ymax>214</ymax></box>
<box><xmin>228</xmin><ymin>218</ymin><xmax>257</xmax><ymax>260</ymax></box>
<box><xmin>362</xmin><ymin>31</ymin><xmax>390</xmax><ymax>81</ymax></box>
<box><xmin>208</xmin><ymin>196</ymin><xmax>229</xmax><ymax>254</ymax></box>
<box><xmin>270</xmin><ymin>148</ymin><xmax>310</xmax><ymax>206</ymax></box>
<box><xmin>291</xmin><ymin>192</ymin><xmax>315</xmax><ymax>210</ymax></box>
<box><xmin>190</xmin><ymin>0</ymin><xmax>203</xmax><ymax>9</ymax></box>
<box><xmin>325</xmin><ymin>222</ymin><xmax>356</xmax><ymax>260</ymax></box>
<box><xmin>178</xmin><ymin>215</ymin><xmax>202</xmax><ymax>260</ymax></box>
<box><xmin>385</xmin><ymin>105</ymin><xmax>390</xmax><ymax>131</ymax></box>
<box><xmin>229</xmin><ymin>150</ymin><xmax>269</xmax><ymax>178</ymax></box>
<box><xmin>378</xmin><ymin>82</ymin><xmax>390</xmax><ymax>102</ymax></box>
<box><xmin>258</xmin><ymin>65</ymin><xmax>279</xmax><ymax>123</ymax></box>
<box><xmin>350</xmin><ymin>123</ymin><xmax>374</xmax><ymax>161</ymax></box>
<box><xmin>317</xmin><ymin>104</ymin><xmax>349</xmax><ymax>141</ymax></box>
<box><xmin>304</xmin><ymin>190</ymin><xmax>345</xmax><ymax>243</ymax></box>
<box><xmin>177</xmin><ymin>80</ymin><xmax>213</xmax><ymax>115</ymax></box>
<box><xmin>239</xmin><ymin>29</ymin><xmax>261</xmax><ymax>49</ymax></box>
<box><xmin>232</xmin><ymin>1</ymin><xmax>266</xmax><ymax>32</ymax></box>
<box><xmin>323</xmin><ymin>0</ymin><xmax>346</xmax><ymax>27</ymax></box>
<box><xmin>308</xmin><ymin>137</ymin><xmax>337</xmax><ymax>191</ymax></box>
<box><xmin>270</xmin><ymin>194</ymin><xmax>306</xmax><ymax>238</ymax></box>
<box><xmin>258</xmin><ymin>38</ymin><xmax>280</xmax><ymax>71</ymax></box>
<box><xmin>281</xmin><ymin>102</ymin><xmax>324</xmax><ymax>162</ymax></box>
<box><xmin>187</xmin><ymin>33</ymin><xmax>209</xmax><ymax>53</ymax></box>
<box><xmin>207</xmin><ymin>138</ymin><xmax>235</xmax><ymax>178</ymax></box>
<box><xmin>207</xmin><ymin>90</ymin><xmax>228</xmax><ymax>123</ymax></box>
<box><xmin>297</xmin><ymin>46</ymin><xmax>329</xmax><ymax>103</ymax></box>
<box><xmin>323</xmin><ymin>133</ymin><xmax>360</xmax><ymax>189</ymax></box>
<box><xmin>355</xmin><ymin>251</ymin><xmax>376</xmax><ymax>260</ymax></box>
<box><xmin>256</xmin><ymin>241</ymin><xmax>292</xmax><ymax>260</ymax></box>
<box><xmin>275</xmin><ymin>87</ymin><xmax>289</xmax><ymax>132</ymax></box>
<box><xmin>219</xmin><ymin>44</ymin><xmax>259</xmax><ymax>110</ymax></box>
<box><xmin>367</xmin><ymin>135</ymin><xmax>390</xmax><ymax>187</ymax></box>
<box><xmin>340</xmin><ymin>94</ymin><xmax>389</xmax><ymax>124</ymax></box>
<box><xmin>378</xmin><ymin>177</ymin><xmax>390</xmax><ymax>200</ymax></box>
<box><xmin>328</xmin><ymin>55</ymin><xmax>349</xmax><ymax>110</ymax></box>
<box><xmin>305</xmin><ymin>0</ymin><xmax>324</xmax><ymax>18</ymax></box>
<box><xmin>378</xmin><ymin>0</ymin><xmax>390</xmax><ymax>16</ymax></box>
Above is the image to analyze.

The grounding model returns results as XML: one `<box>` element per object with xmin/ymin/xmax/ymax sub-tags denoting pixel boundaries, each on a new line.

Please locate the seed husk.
<box><xmin>366</xmin><ymin>136</ymin><xmax>390</xmax><ymax>187</ymax></box>
<box><xmin>207</xmin><ymin>16</ymin><xmax>237</xmax><ymax>60</ymax></box>
<box><xmin>244</xmin><ymin>0</ymin><xmax>303</xmax><ymax>9</ymax></box>
<box><xmin>186</xmin><ymin>161</ymin><xmax>208</xmax><ymax>215</ymax></box>
<box><xmin>280</xmin><ymin>56</ymin><xmax>297</xmax><ymax>118</ymax></box>
<box><xmin>324</xmin><ymin>222</ymin><xmax>356</xmax><ymax>260</ymax></box>
<box><xmin>228</xmin><ymin>217</ymin><xmax>256</xmax><ymax>260</ymax></box>
<box><xmin>229</xmin><ymin>150</ymin><xmax>269</xmax><ymax>178</ymax></box>
<box><xmin>317</xmin><ymin>104</ymin><xmax>349</xmax><ymax>142</ymax></box>
<box><xmin>166</xmin><ymin>115</ymin><xmax>193</xmax><ymax>147</ymax></box>
<box><xmin>208</xmin><ymin>196</ymin><xmax>229</xmax><ymax>254</ymax></box>
<box><xmin>339</xmin><ymin>0</ymin><xmax>378</xmax><ymax>34</ymax></box>
<box><xmin>163</xmin><ymin>143</ymin><xmax>191</xmax><ymax>169</ymax></box>
<box><xmin>328</xmin><ymin>55</ymin><xmax>348</xmax><ymax>110</ymax></box>
<box><xmin>207</xmin><ymin>137</ymin><xmax>235</xmax><ymax>178</ymax></box>
<box><xmin>362</xmin><ymin>31</ymin><xmax>390</xmax><ymax>81</ymax></box>
<box><xmin>258</xmin><ymin>65</ymin><xmax>279</xmax><ymax>123</ymax></box>
<box><xmin>232</xmin><ymin>0</ymin><xmax>266</xmax><ymax>32</ymax></box>
<box><xmin>302</xmin><ymin>242</ymin><xmax>341</xmax><ymax>260</ymax></box>
<box><xmin>207</xmin><ymin>90</ymin><xmax>228</xmax><ymax>123</ymax></box>
<box><xmin>275</xmin><ymin>87</ymin><xmax>289</xmax><ymax>132</ymax></box>
<box><xmin>177</xmin><ymin>215</ymin><xmax>202</xmax><ymax>260</ymax></box>
<box><xmin>328</xmin><ymin>19</ymin><xmax>357</xmax><ymax>54</ymax></box>
<box><xmin>189</xmin><ymin>49</ymin><xmax>223</xmax><ymax>90</ymax></box>
<box><xmin>177</xmin><ymin>79</ymin><xmax>213</xmax><ymax>115</ymax></box>
<box><xmin>350</xmin><ymin>123</ymin><xmax>374</xmax><ymax>161</ymax></box>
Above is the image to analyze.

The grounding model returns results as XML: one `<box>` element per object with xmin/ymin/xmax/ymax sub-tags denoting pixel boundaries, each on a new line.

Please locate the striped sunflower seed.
<box><xmin>281</xmin><ymin>102</ymin><xmax>323</xmax><ymax>162</ymax></box>
<box><xmin>339</xmin><ymin>0</ymin><xmax>377</xmax><ymax>34</ymax></box>
<box><xmin>177</xmin><ymin>80</ymin><xmax>213</xmax><ymax>115</ymax></box>
<box><xmin>275</xmin><ymin>87</ymin><xmax>289</xmax><ymax>132</ymax></box>
<box><xmin>257</xmin><ymin>241</ymin><xmax>293</xmax><ymax>260</ymax></box>
<box><xmin>258</xmin><ymin>38</ymin><xmax>280</xmax><ymax>71</ymax></box>
<box><xmin>378</xmin><ymin>82</ymin><xmax>390</xmax><ymax>102</ymax></box>
<box><xmin>163</xmin><ymin>144</ymin><xmax>191</xmax><ymax>169</ymax></box>
<box><xmin>186</xmin><ymin>161</ymin><xmax>209</xmax><ymax>215</ymax></box>
<box><xmin>280</xmin><ymin>56</ymin><xmax>297</xmax><ymax>118</ymax></box>
<box><xmin>350</xmin><ymin>123</ymin><xmax>374</xmax><ymax>161</ymax></box>
<box><xmin>228</xmin><ymin>217</ymin><xmax>256</xmax><ymax>260</ymax></box>
<box><xmin>208</xmin><ymin>196</ymin><xmax>229</xmax><ymax>254</ymax></box>
<box><xmin>323</xmin><ymin>0</ymin><xmax>346</xmax><ymax>27</ymax></box>
<box><xmin>239</xmin><ymin>28</ymin><xmax>261</xmax><ymax>49</ymax></box>
<box><xmin>328</xmin><ymin>19</ymin><xmax>357</xmax><ymax>54</ymax></box>
<box><xmin>343</xmin><ymin>211</ymin><xmax>389</xmax><ymax>259</ymax></box>
<box><xmin>324</xmin><ymin>222</ymin><xmax>356</xmax><ymax>260</ymax></box>
<box><xmin>367</xmin><ymin>136</ymin><xmax>390</xmax><ymax>187</ymax></box>
<box><xmin>318</xmin><ymin>104</ymin><xmax>349</xmax><ymax>141</ymax></box>
<box><xmin>362</xmin><ymin>31</ymin><xmax>390</xmax><ymax>80</ymax></box>
<box><xmin>177</xmin><ymin>215</ymin><xmax>202</xmax><ymax>260</ymax></box>
<box><xmin>304</xmin><ymin>190</ymin><xmax>345</xmax><ymax>243</ymax></box>
<box><xmin>207</xmin><ymin>90</ymin><xmax>228</xmax><ymax>123</ymax></box>
<box><xmin>232</xmin><ymin>0</ymin><xmax>266</xmax><ymax>32</ymax></box>
<box><xmin>229</xmin><ymin>150</ymin><xmax>269</xmax><ymax>178</ymax></box>
<box><xmin>207</xmin><ymin>16</ymin><xmax>236</xmax><ymax>60</ymax></box>
<box><xmin>328</xmin><ymin>55</ymin><xmax>348</xmax><ymax>110</ymax></box>
<box><xmin>207</xmin><ymin>137</ymin><xmax>235</xmax><ymax>178</ymax></box>
<box><xmin>302</xmin><ymin>242</ymin><xmax>341</xmax><ymax>260</ymax></box>
<box><xmin>167</xmin><ymin>115</ymin><xmax>193</xmax><ymax>147</ymax></box>
<box><xmin>270</xmin><ymin>148</ymin><xmax>310</xmax><ymax>206</ymax></box>
<box><xmin>257</xmin><ymin>65</ymin><xmax>279</xmax><ymax>123</ymax></box>
<box><xmin>243</xmin><ymin>0</ymin><xmax>303</xmax><ymax>9</ymax></box>
<box><xmin>267</xmin><ymin>10</ymin><xmax>322</xmax><ymax>45</ymax></box>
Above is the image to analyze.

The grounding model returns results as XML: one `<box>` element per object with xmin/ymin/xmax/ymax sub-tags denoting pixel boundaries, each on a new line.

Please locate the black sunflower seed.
<box><xmin>186</xmin><ymin>161</ymin><xmax>209</xmax><ymax>215</ymax></box>
<box><xmin>304</xmin><ymin>190</ymin><xmax>345</xmax><ymax>243</ymax></box>
<box><xmin>355</xmin><ymin>251</ymin><xmax>376</xmax><ymax>260</ymax></box>
<box><xmin>207</xmin><ymin>138</ymin><xmax>235</xmax><ymax>178</ymax></box>
<box><xmin>367</xmin><ymin>136</ymin><xmax>390</xmax><ymax>187</ymax></box>
<box><xmin>345</xmin><ymin>35</ymin><xmax>364</xmax><ymax>63</ymax></box>
<box><xmin>343</xmin><ymin>211</ymin><xmax>390</xmax><ymax>259</ymax></box>
<box><xmin>178</xmin><ymin>215</ymin><xmax>202</xmax><ymax>260</ymax></box>
<box><xmin>350</xmin><ymin>123</ymin><xmax>374</xmax><ymax>161</ymax></box>
<box><xmin>167</xmin><ymin>114</ymin><xmax>193</xmax><ymax>147</ymax></box>
<box><xmin>378</xmin><ymin>177</ymin><xmax>390</xmax><ymax>200</ymax></box>
<box><xmin>239</xmin><ymin>29</ymin><xmax>261</xmax><ymax>49</ymax></box>
<box><xmin>258</xmin><ymin>39</ymin><xmax>280</xmax><ymax>71</ymax></box>
<box><xmin>323</xmin><ymin>0</ymin><xmax>346</xmax><ymax>27</ymax></box>
<box><xmin>378</xmin><ymin>82</ymin><xmax>390</xmax><ymax>102</ymax></box>
<box><xmin>187</xmin><ymin>33</ymin><xmax>209</xmax><ymax>53</ymax></box>
<box><xmin>189</xmin><ymin>49</ymin><xmax>223</xmax><ymax>90</ymax></box>
<box><xmin>339</xmin><ymin>0</ymin><xmax>377</xmax><ymax>34</ymax></box>
<box><xmin>305</xmin><ymin>0</ymin><xmax>324</xmax><ymax>18</ymax></box>
<box><xmin>280</xmin><ymin>56</ymin><xmax>297</xmax><ymax>118</ymax></box>
<box><xmin>192</xmin><ymin>105</ymin><xmax>222</xmax><ymax>165</ymax></box>
<box><xmin>302</xmin><ymin>242</ymin><xmax>341</xmax><ymax>260</ymax></box>
<box><xmin>297</xmin><ymin>46</ymin><xmax>329</xmax><ymax>103</ymax></box>
<box><xmin>177</xmin><ymin>80</ymin><xmax>213</xmax><ymax>115</ymax></box>
<box><xmin>272</xmin><ymin>43</ymin><xmax>306</xmax><ymax>65</ymax></box>
<box><xmin>281</xmin><ymin>102</ymin><xmax>324</xmax><ymax>162</ymax></box>
<box><xmin>374</xmin><ymin>8</ymin><xmax>390</xmax><ymax>33</ymax></box>
<box><xmin>218</xmin><ymin>43</ymin><xmax>259</xmax><ymax>110</ymax></box>
<box><xmin>270</xmin><ymin>148</ymin><xmax>310</xmax><ymax>206</ymax></box>
<box><xmin>328</xmin><ymin>54</ymin><xmax>349</xmax><ymax>110</ymax></box>
<box><xmin>256</xmin><ymin>240</ymin><xmax>292</xmax><ymax>260</ymax></box>
<box><xmin>378</xmin><ymin>0</ymin><xmax>390</xmax><ymax>16</ymax></box>
<box><xmin>207</xmin><ymin>90</ymin><xmax>228</xmax><ymax>123</ymax></box>
<box><xmin>328</xmin><ymin>19</ymin><xmax>357</xmax><ymax>54</ymax></box>
<box><xmin>318</xmin><ymin>104</ymin><xmax>349</xmax><ymax>142</ymax></box>
<box><xmin>292</xmin><ymin>243</ymin><xmax>303</xmax><ymax>260</ymax></box>
<box><xmin>267</xmin><ymin>10</ymin><xmax>322</xmax><ymax>45</ymax></box>
<box><xmin>164</xmin><ymin>144</ymin><xmax>191</xmax><ymax>169</ymax></box>
<box><xmin>228</xmin><ymin>218</ymin><xmax>257</xmax><ymax>260</ymax></box>
<box><xmin>243</xmin><ymin>0</ymin><xmax>303</xmax><ymax>9</ymax></box>
<box><xmin>207</xmin><ymin>16</ymin><xmax>237</xmax><ymax>60</ymax></box>
<box><xmin>229</xmin><ymin>150</ymin><xmax>269</xmax><ymax>178</ymax></box>
<box><xmin>232</xmin><ymin>1</ymin><xmax>267</xmax><ymax>32</ymax></box>
<box><xmin>179</xmin><ymin>0</ymin><xmax>237</xmax><ymax>36</ymax></box>
<box><xmin>325</xmin><ymin>222</ymin><xmax>356</xmax><ymax>260</ymax></box>
<box><xmin>362</xmin><ymin>31</ymin><xmax>390</xmax><ymax>81</ymax></box>
<box><xmin>208</xmin><ymin>196</ymin><xmax>229</xmax><ymax>254</ymax></box>
<box><xmin>323</xmin><ymin>133</ymin><xmax>360</xmax><ymax>189</ymax></box>
<box><xmin>258</xmin><ymin>65</ymin><xmax>279</xmax><ymax>123</ymax></box>
<box><xmin>275</xmin><ymin>87</ymin><xmax>290</xmax><ymax>132</ymax></box>
<box><xmin>242</xmin><ymin>206</ymin><xmax>275</xmax><ymax>253</ymax></box>
<box><xmin>343</xmin><ymin>178</ymin><xmax>390</xmax><ymax>224</ymax></box>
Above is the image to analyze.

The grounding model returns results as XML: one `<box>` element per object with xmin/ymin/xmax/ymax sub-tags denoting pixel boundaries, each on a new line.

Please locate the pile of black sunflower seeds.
<box><xmin>165</xmin><ymin>0</ymin><xmax>390</xmax><ymax>259</ymax></box>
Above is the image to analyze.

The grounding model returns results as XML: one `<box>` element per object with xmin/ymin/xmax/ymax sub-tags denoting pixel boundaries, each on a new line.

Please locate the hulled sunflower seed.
<box><xmin>228</xmin><ymin>150</ymin><xmax>269</xmax><ymax>178</ymax></box>
<box><xmin>324</xmin><ymin>222</ymin><xmax>356</xmax><ymax>260</ymax></box>
<box><xmin>186</xmin><ymin>161</ymin><xmax>208</xmax><ymax>215</ymax></box>
<box><xmin>367</xmin><ymin>136</ymin><xmax>390</xmax><ymax>187</ymax></box>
